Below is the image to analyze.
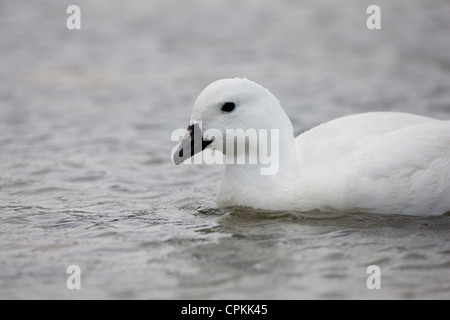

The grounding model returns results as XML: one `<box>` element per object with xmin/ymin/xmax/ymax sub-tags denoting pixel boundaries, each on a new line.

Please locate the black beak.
<box><xmin>172</xmin><ymin>123</ymin><xmax>213</xmax><ymax>165</ymax></box>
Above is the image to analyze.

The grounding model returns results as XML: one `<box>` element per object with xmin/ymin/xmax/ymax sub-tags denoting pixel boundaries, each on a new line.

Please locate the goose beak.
<box><xmin>172</xmin><ymin>123</ymin><xmax>213</xmax><ymax>165</ymax></box>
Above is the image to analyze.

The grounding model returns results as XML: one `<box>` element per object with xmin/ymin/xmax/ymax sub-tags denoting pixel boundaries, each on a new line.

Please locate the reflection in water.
<box><xmin>180</xmin><ymin>207</ymin><xmax>450</xmax><ymax>299</ymax></box>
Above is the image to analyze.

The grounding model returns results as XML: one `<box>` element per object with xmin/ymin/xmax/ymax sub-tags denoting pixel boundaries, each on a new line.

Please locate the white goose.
<box><xmin>173</xmin><ymin>78</ymin><xmax>450</xmax><ymax>216</ymax></box>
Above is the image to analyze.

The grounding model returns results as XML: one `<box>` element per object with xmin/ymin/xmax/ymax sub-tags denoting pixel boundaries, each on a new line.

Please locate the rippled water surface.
<box><xmin>1</xmin><ymin>0</ymin><xmax>450</xmax><ymax>299</ymax></box>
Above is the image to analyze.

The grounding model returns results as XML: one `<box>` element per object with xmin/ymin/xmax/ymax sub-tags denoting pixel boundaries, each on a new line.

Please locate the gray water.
<box><xmin>1</xmin><ymin>0</ymin><xmax>450</xmax><ymax>299</ymax></box>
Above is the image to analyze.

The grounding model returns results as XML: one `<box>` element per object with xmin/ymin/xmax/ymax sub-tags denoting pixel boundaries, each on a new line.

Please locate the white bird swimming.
<box><xmin>173</xmin><ymin>78</ymin><xmax>450</xmax><ymax>216</ymax></box>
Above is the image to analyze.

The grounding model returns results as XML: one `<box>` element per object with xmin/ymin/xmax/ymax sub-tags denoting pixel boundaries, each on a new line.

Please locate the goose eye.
<box><xmin>221</xmin><ymin>102</ymin><xmax>235</xmax><ymax>113</ymax></box>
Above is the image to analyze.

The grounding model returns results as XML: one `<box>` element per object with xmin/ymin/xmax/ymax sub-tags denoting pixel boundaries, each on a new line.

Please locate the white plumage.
<box><xmin>294</xmin><ymin>112</ymin><xmax>450</xmax><ymax>215</ymax></box>
<box><xmin>175</xmin><ymin>78</ymin><xmax>450</xmax><ymax>216</ymax></box>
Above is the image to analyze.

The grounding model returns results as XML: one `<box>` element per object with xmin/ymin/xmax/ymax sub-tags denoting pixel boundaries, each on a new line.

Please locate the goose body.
<box><xmin>173</xmin><ymin>78</ymin><xmax>450</xmax><ymax>216</ymax></box>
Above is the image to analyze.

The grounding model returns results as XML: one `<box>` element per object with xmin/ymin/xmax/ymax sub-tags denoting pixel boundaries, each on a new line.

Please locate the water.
<box><xmin>1</xmin><ymin>0</ymin><xmax>450</xmax><ymax>299</ymax></box>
